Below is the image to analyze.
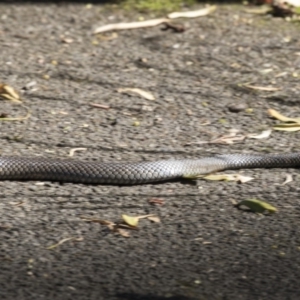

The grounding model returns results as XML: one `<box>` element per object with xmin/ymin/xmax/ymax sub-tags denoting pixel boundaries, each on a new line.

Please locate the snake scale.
<box><xmin>0</xmin><ymin>153</ymin><xmax>299</xmax><ymax>185</ymax></box>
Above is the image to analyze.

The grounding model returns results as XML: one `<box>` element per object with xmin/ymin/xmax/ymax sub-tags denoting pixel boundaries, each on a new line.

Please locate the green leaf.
<box><xmin>236</xmin><ymin>199</ymin><xmax>277</xmax><ymax>213</ymax></box>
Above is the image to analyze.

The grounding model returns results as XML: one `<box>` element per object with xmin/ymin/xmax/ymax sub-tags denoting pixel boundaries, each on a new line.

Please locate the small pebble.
<box><xmin>227</xmin><ymin>103</ymin><xmax>247</xmax><ymax>113</ymax></box>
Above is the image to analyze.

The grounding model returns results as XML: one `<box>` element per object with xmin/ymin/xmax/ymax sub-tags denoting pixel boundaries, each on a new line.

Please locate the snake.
<box><xmin>0</xmin><ymin>153</ymin><xmax>299</xmax><ymax>185</ymax></box>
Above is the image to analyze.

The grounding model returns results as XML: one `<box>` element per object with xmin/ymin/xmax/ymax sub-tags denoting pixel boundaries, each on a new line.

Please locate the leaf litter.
<box><xmin>186</xmin><ymin>129</ymin><xmax>245</xmax><ymax>145</ymax></box>
<box><xmin>122</xmin><ymin>214</ymin><xmax>160</xmax><ymax>228</ymax></box>
<box><xmin>186</xmin><ymin>128</ymin><xmax>272</xmax><ymax>146</ymax></box>
<box><xmin>93</xmin><ymin>6</ymin><xmax>216</xmax><ymax>34</ymax></box>
<box><xmin>269</xmin><ymin>108</ymin><xmax>300</xmax><ymax>131</ymax></box>
<box><xmin>80</xmin><ymin>214</ymin><xmax>160</xmax><ymax>238</ymax></box>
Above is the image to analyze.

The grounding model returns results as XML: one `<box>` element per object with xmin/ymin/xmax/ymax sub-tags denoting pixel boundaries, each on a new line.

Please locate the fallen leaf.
<box><xmin>203</xmin><ymin>174</ymin><xmax>237</xmax><ymax>181</ymax></box>
<box><xmin>148</xmin><ymin>198</ymin><xmax>165</xmax><ymax>205</ymax></box>
<box><xmin>210</xmin><ymin>135</ymin><xmax>245</xmax><ymax>145</ymax></box>
<box><xmin>69</xmin><ymin>148</ymin><xmax>87</xmax><ymax>157</ymax></box>
<box><xmin>118</xmin><ymin>88</ymin><xmax>155</xmax><ymax>100</ymax></box>
<box><xmin>116</xmin><ymin>228</ymin><xmax>130</xmax><ymax>238</ymax></box>
<box><xmin>203</xmin><ymin>174</ymin><xmax>254</xmax><ymax>183</ymax></box>
<box><xmin>247</xmin><ymin>129</ymin><xmax>272</xmax><ymax>139</ymax></box>
<box><xmin>236</xmin><ymin>199</ymin><xmax>277</xmax><ymax>213</ymax></box>
<box><xmin>46</xmin><ymin>237</ymin><xmax>80</xmax><ymax>250</ymax></box>
<box><xmin>236</xmin><ymin>175</ymin><xmax>255</xmax><ymax>183</ymax></box>
<box><xmin>273</xmin><ymin>123</ymin><xmax>300</xmax><ymax>131</ymax></box>
<box><xmin>93</xmin><ymin>6</ymin><xmax>216</xmax><ymax>35</ymax></box>
<box><xmin>122</xmin><ymin>214</ymin><xmax>139</xmax><ymax>227</ymax></box>
<box><xmin>89</xmin><ymin>103</ymin><xmax>110</xmax><ymax>109</ymax></box>
<box><xmin>168</xmin><ymin>6</ymin><xmax>217</xmax><ymax>19</ymax></box>
<box><xmin>242</xmin><ymin>84</ymin><xmax>281</xmax><ymax>91</ymax></box>
<box><xmin>268</xmin><ymin>108</ymin><xmax>300</xmax><ymax>123</ymax></box>
<box><xmin>122</xmin><ymin>214</ymin><xmax>159</xmax><ymax>227</ymax></box>
<box><xmin>0</xmin><ymin>84</ymin><xmax>21</xmax><ymax>103</ymax></box>
<box><xmin>147</xmin><ymin>216</ymin><xmax>161</xmax><ymax>223</ymax></box>
<box><xmin>93</xmin><ymin>18</ymin><xmax>169</xmax><ymax>34</ymax></box>
<box><xmin>202</xmin><ymin>241</ymin><xmax>212</xmax><ymax>245</ymax></box>
<box><xmin>282</xmin><ymin>174</ymin><xmax>293</xmax><ymax>185</ymax></box>
<box><xmin>210</xmin><ymin>129</ymin><xmax>245</xmax><ymax>144</ymax></box>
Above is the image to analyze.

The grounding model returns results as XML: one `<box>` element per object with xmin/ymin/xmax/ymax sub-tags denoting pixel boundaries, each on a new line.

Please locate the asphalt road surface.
<box><xmin>1</xmin><ymin>2</ymin><xmax>300</xmax><ymax>300</ymax></box>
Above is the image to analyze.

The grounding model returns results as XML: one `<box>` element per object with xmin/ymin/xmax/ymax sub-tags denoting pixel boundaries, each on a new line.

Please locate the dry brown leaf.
<box><xmin>268</xmin><ymin>108</ymin><xmax>300</xmax><ymax>123</ymax></box>
<box><xmin>210</xmin><ymin>134</ymin><xmax>245</xmax><ymax>145</ymax></box>
<box><xmin>69</xmin><ymin>148</ymin><xmax>87</xmax><ymax>157</ymax></box>
<box><xmin>93</xmin><ymin>18</ymin><xmax>169</xmax><ymax>34</ymax></box>
<box><xmin>0</xmin><ymin>84</ymin><xmax>21</xmax><ymax>103</ymax></box>
<box><xmin>116</xmin><ymin>228</ymin><xmax>131</xmax><ymax>238</ymax></box>
<box><xmin>118</xmin><ymin>88</ymin><xmax>155</xmax><ymax>100</ymax></box>
<box><xmin>168</xmin><ymin>6</ymin><xmax>216</xmax><ymax>19</ymax></box>
<box><xmin>149</xmin><ymin>198</ymin><xmax>165</xmax><ymax>205</ymax></box>
<box><xmin>247</xmin><ymin>129</ymin><xmax>272</xmax><ymax>139</ymax></box>
<box><xmin>282</xmin><ymin>174</ymin><xmax>293</xmax><ymax>185</ymax></box>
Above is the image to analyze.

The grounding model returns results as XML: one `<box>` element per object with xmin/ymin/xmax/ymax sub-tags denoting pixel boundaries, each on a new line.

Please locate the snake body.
<box><xmin>0</xmin><ymin>153</ymin><xmax>300</xmax><ymax>185</ymax></box>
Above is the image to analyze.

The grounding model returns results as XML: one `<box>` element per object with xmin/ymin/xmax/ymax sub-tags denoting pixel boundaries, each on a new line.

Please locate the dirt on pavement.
<box><xmin>1</xmin><ymin>2</ymin><xmax>300</xmax><ymax>300</ymax></box>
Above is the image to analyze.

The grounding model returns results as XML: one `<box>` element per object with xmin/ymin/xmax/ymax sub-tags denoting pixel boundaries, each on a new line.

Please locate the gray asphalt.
<box><xmin>1</xmin><ymin>3</ymin><xmax>300</xmax><ymax>300</ymax></box>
